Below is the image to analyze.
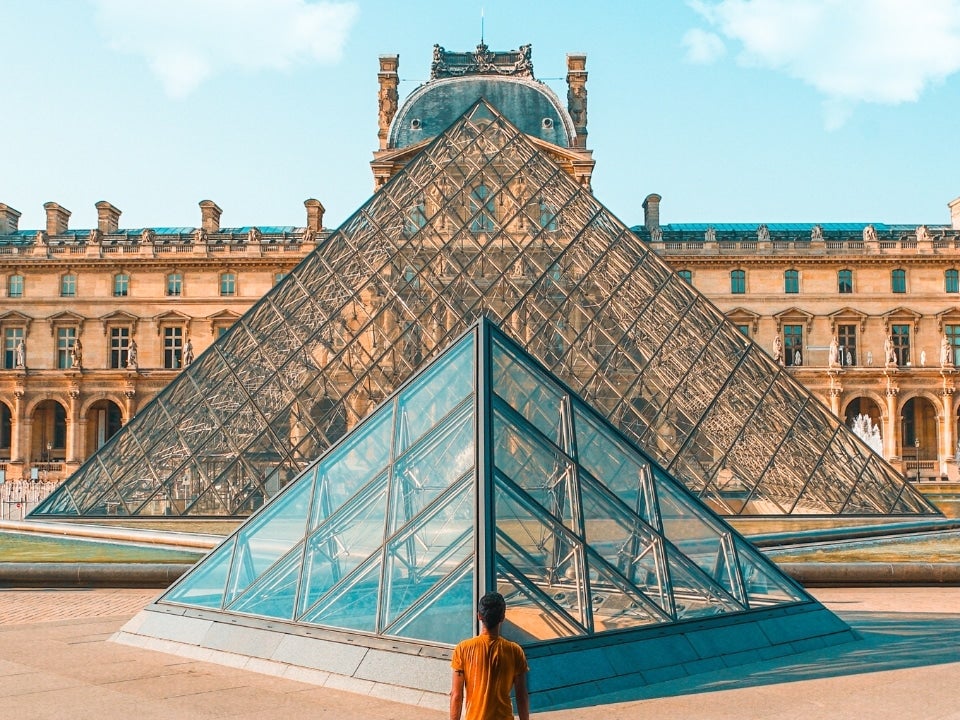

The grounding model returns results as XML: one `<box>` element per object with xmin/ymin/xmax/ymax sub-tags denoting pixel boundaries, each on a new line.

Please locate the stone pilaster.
<box><xmin>377</xmin><ymin>55</ymin><xmax>400</xmax><ymax>151</ymax></box>
<box><xmin>566</xmin><ymin>54</ymin><xmax>588</xmax><ymax>149</ymax></box>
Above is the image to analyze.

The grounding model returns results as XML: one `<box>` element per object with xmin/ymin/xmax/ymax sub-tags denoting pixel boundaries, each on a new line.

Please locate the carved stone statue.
<box><xmin>649</xmin><ymin>226</ymin><xmax>662</xmax><ymax>242</ymax></box>
<box><xmin>34</xmin><ymin>230</ymin><xmax>47</xmax><ymax>246</ymax></box>
<box><xmin>863</xmin><ymin>224</ymin><xmax>878</xmax><ymax>243</ymax></box>
<box><xmin>942</xmin><ymin>334</ymin><xmax>952</xmax><ymax>368</ymax></box>
<box><xmin>828</xmin><ymin>336</ymin><xmax>839</xmax><ymax>368</ymax></box>
<box><xmin>866</xmin><ymin>350</ymin><xmax>873</xmax><ymax>366</ymax></box>
<box><xmin>14</xmin><ymin>339</ymin><xmax>25</xmax><ymax>369</ymax></box>
<box><xmin>140</xmin><ymin>228</ymin><xmax>156</xmax><ymax>243</ymax></box>
<box><xmin>568</xmin><ymin>82</ymin><xmax>587</xmax><ymax>128</ymax></box>
<box><xmin>811</xmin><ymin>225</ymin><xmax>824</xmax><ymax>241</ymax></box>
<box><xmin>247</xmin><ymin>227</ymin><xmax>261</xmax><ymax>244</ymax></box>
<box><xmin>772</xmin><ymin>335</ymin><xmax>783</xmax><ymax>364</ymax></box>
<box><xmin>193</xmin><ymin>227</ymin><xmax>207</xmax><ymax>244</ymax></box>
<box><xmin>757</xmin><ymin>224</ymin><xmax>770</xmax><ymax>243</ymax></box>
<box><xmin>705</xmin><ymin>226</ymin><xmax>716</xmax><ymax>243</ymax></box>
<box><xmin>793</xmin><ymin>349</ymin><xmax>802</xmax><ymax>366</ymax></box>
<box><xmin>920</xmin><ymin>349</ymin><xmax>927</xmax><ymax>367</ymax></box>
<box><xmin>127</xmin><ymin>339</ymin><xmax>138</xmax><ymax>370</ymax></box>
<box><xmin>916</xmin><ymin>224</ymin><xmax>930</xmax><ymax>243</ymax></box>
<box><xmin>884</xmin><ymin>333</ymin><xmax>897</xmax><ymax>367</ymax></box>
<box><xmin>87</xmin><ymin>229</ymin><xmax>101</xmax><ymax>245</ymax></box>
<box><xmin>183</xmin><ymin>338</ymin><xmax>194</xmax><ymax>367</ymax></box>
<box><xmin>70</xmin><ymin>339</ymin><xmax>83</xmax><ymax>370</ymax></box>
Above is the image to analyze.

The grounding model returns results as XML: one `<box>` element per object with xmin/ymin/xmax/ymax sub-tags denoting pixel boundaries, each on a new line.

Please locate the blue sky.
<box><xmin>3</xmin><ymin>0</ymin><xmax>960</xmax><ymax>231</ymax></box>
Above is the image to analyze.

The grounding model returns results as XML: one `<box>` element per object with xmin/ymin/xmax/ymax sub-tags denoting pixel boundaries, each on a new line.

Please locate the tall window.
<box><xmin>274</xmin><ymin>272</ymin><xmax>285</xmax><ymax>286</ymax></box>
<box><xmin>0</xmin><ymin>403</ymin><xmax>10</xmax><ymax>453</ymax></box>
<box><xmin>784</xmin><ymin>325</ymin><xmax>803</xmax><ymax>366</ymax></box>
<box><xmin>109</xmin><ymin>327</ymin><xmax>130</xmax><ymax>369</ymax></box>
<box><xmin>784</xmin><ymin>269</ymin><xmax>799</xmax><ymax>294</ymax></box>
<box><xmin>946</xmin><ymin>325</ymin><xmax>960</xmax><ymax>366</ymax></box>
<box><xmin>60</xmin><ymin>273</ymin><xmax>77</xmax><ymax>297</ymax></box>
<box><xmin>892</xmin><ymin>268</ymin><xmax>906</xmax><ymax>293</ymax></box>
<box><xmin>3</xmin><ymin>327</ymin><xmax>24</xmax><ymax>369</ymax></box>
<box><xmin>946</xmin><ymin>269</ymin><xmax>959</xmax><ymax>294</ymax></box>
<box><xmin>166</xmin><ymin>273</ymin><xmax>183</xmax><ymax>297</ymax></box>
<box><xmin>469</xmin><ymin>185</ymin><xmax>495</xmax><ymax>233</ymax></box>
<box><xmin>56</xmin><ymin>327</ymin><xmax>77</xmax><ymax>369</ymax></box>
<box><xmin>403</xmin><ymin>203</ymin><xmax>427</xmax><ymax>237</ymax></box>
<box><xmin>539</xmin><ymin>201</ymin><xmax>558</xmax><ymax>232</ymax></box>
<box><xmin>113</xmin><ymin>273</ymin><xmax>129</xmax><ymax>297</ymax></box>
<box><xmin>892</xmin><ymin>324</ymin><xmax>910</xmax><ymax>365</ymax></box>
<box><xmin>730</xmin><ymin>269</ymin><xmax>745</xmax><ymax>294</ymax></box>
<box><xmin>163</xmin><ymin>327</ymin><xmax>183</xmax><ymax>369</ymax></box>
<box><xmin>219</xmin><ymin>272</ymin><xmax>236</xmax><ymax>296</ymax></box>
<box><xmin>837</xmin><ymin>324</ymin><xmax>857</xmax><ymax>366</ymax></box>
<box><xmin>838</xmin><ymin>269</ymin><xmax>853</xmax><ymax>294</ymax></box>
<box><xmin>8</xmin><ymin>274</ymin><xmax>23</xmax><ymax>298</ymax></box>
<box><xmin>678</xmin><ymin>269</ymin><xmax>692</xmax><ymax>284</ymax></box>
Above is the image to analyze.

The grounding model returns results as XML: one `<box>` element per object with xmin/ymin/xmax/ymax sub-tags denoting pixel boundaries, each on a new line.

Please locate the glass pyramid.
<box><xmin>158</xmin><ymin>319</ymin><xmax>810</xmax><ymax>647</ymax></box>
<box><xmin>32</xmin><ymin>100</ymin><xmax>936</xmax><ymax>518</ymax></box>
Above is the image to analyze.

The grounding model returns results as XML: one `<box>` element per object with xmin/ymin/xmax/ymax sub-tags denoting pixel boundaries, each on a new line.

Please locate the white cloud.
<box><xmin>688</xmin><ymin>0</ymin><xmax>960</xmax><ymax>123</ymax></box>
<box><xmin>94</xmin><ymin>0</ymin><xmax>359</xmax><ymax>98</ymax></box>
<box><xmin>682</xmin><ymin>28</ymin><xmax>727</xmax><ymax>64</ymax></box>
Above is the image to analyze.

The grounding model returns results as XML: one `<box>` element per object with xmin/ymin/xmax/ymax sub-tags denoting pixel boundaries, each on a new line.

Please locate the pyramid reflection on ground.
<box><xmin>117</xmin><ymin>319</ymin><xmax>855</xmax><ymax>709</ymax></box>
<box><xmin>161</xmin><ymin>319</ymin><xmax>810</xmax><ymax>646</ymax></box>
<box><xmin>33</xmin><ymin>101</ymin><xmax>936</xmax><ymax>518</ymax></box>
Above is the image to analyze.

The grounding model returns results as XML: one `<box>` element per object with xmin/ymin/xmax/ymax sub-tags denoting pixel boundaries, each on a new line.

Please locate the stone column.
<box><xmin>883</xmin><ymin>385</ymin><xmax>900</xmax><ymax>461</ymax></box>
<box><xmin>941</xmin><ymin>387</ymin><xmax>955</xmax><ymax>477</ymax></box>
<box><xmin>11</xmin><ymin>386</ymin><xmax>25</xmax><ymax>463</ymax></box>
<box><xmin>124</xmin><ymin>386</ymin><xmax>137</xmax><ymax>424</ymax></box>
<box><xmin>828</xmin><ymin>388</ymin><xmax>842</xmax><ymax>417</ymax></box>
<box><xmin>566</xmin><ymin>54</ymin><xmax>588</xmax><ymax>148</ymax></box>
<box><xmin>377</xmin><ymin>55</ymin><xmax>399</xmax><ymax>151</ymax></box>
<box><xmin>66</xmin><ymin>385</ymin><xmax>80</xmax><ymax>463</ymax></box>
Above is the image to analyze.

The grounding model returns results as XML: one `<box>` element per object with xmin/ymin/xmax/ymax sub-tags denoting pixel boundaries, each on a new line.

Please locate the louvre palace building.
<box><xmin>6</xmin><ymin>43</ymin><xmax>957</xmax><ymax>519</ymax></box>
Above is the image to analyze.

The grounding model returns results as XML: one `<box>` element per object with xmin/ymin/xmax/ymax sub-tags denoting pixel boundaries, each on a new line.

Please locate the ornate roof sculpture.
<box><xmin>430</xmin><ymin>42</ymin><xmax>534</xmax><ymax>79</ymax></box>
<box><xmin>32</xmin><ymin>100</ymin><xmax>938</xmax><ymax>519</ymax></box>
<box><xmin>116</xmin><ymin>319</ymin><xmax>854</xmax><ymax>709</ymax></box>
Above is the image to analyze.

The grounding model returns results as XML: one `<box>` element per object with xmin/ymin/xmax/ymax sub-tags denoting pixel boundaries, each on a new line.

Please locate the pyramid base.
<box><xmin>112</xmin><ymin>600</ymin><xmax>855</xmax><ymax>711</ymax></box>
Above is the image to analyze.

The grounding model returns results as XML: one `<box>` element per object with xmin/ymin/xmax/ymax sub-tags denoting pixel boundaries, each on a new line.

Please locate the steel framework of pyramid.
<box><xmin>34</xmin><ymin>100</ymin><xmax>937</xmax><ymax>518</ymax></box>
<box><xmin>115</xmin><ymin>319</ymin><xmax>855</xmax><ymax>709</ymax></box>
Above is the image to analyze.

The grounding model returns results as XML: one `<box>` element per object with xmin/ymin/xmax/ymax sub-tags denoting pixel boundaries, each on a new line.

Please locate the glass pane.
<box><xmin>164</xmin><ymin>537</ymin><xmax>236</xmax><ymax>609</ymax></box>
<box><xmin>395</xmin><ymin>332</ymin><xmax>475</xmax><ymax>454</ymax></box>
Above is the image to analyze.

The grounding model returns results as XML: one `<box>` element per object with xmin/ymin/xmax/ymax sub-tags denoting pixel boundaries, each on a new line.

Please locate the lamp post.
<box><xmin>914</xmin><ymin>437</ymin><xmax>921</xmax><ymax>482</ymax></box>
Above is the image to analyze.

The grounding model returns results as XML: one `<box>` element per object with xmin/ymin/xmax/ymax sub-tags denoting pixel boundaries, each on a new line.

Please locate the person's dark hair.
<box><xmin>478</xmin><ymin>592</ymin><xmax>506</xmax><ymax>627</ymax></box>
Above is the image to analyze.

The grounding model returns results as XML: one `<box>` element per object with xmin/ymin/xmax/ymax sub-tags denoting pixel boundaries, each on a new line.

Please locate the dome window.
<box><xmin>542</xmin><ymin>117</ymin><xmax>554</xmax><ymax>129</ymax></box>
<box><xmin>411</xmin><ymin>118</ymin><xmax>422</xmax><ymax>130</ymax></box>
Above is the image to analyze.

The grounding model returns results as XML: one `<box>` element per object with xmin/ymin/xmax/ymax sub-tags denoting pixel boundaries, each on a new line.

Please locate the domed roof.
<box><xmin>389</xmin><ymin>47</ymin><xmax>575</xmax><ymax>150</ymax></box>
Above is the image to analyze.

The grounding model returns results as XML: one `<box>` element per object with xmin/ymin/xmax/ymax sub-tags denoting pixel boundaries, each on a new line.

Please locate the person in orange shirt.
<box><xmin>450</xmin><ymin>592</ymin><xmax>530</xmax><ymax>720</ymax></box>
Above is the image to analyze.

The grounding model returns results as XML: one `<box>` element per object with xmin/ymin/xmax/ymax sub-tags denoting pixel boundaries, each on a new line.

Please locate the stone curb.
<box><xmin>0</xmin><ymin>562</ymin><xmax>192</xmax><ymax>588</ymax></box>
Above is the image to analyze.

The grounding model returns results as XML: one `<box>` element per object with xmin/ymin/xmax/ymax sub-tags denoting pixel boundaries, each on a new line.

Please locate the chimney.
<box><xmin>950</xmin><ymin>196</ymin><xmax>960</xmax><ymax>230</ymax></box>
<box><xmin>566</xmin><ymin>54</ymin><xmax>588</xmax><ymax>148</ymax></box>
<box><xmin>377</xmin><ymin>55</ymin><xmax>400</xmax><ymax>151</ymax></box>
<box><xmin>642</xmin><ymin>193</ymin><xmax>662</xmax><ymax>232</ymax></box>
<box><xmin>304</xmin><ymin>198</ymin><xmax>325</xmax><ymax>232</ymax></box>
<box><xmin>95</xmin><ymin>201</ymin><xmax>121</xmax><ymax>234</ymax></box>
<box><xmin>44</xmin><ymin>202</ymin><xmax>71</xmax><ymax>235</ymax></box>
<box><xmin>0</xmin><ymin>204</ymin><xmax>21</xmax><ymax>235</ymax></box>
<box><xmin>199</xmin><ymin>200</ymin><xmax>222</xmax><ymax>233</ymax></box>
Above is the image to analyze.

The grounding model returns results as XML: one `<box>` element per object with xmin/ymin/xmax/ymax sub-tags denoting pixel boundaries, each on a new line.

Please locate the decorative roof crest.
<box><xmin>430</xmin><ymin>42</ymin><xmax>534</xmax><ymax>79</ymax></box>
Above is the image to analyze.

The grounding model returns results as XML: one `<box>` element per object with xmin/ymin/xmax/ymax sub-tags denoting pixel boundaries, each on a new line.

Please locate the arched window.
<box><xmin>784</xmin><ymin>269</ymin><xmax>799</xmax><ymax>294</ymax></box>
<box><xmin>891</xmin><ymin>268</ymin><xmax>906</xmax><ymax>293</ymax></box>
<box><xmin>730</xmin><ymin>269</ymin><xmax>746</xmax><ymax>294</ymax></box>
<box><xmin>838</xmin><ymin>269</ymin><xmax>853</xmax><ymax>294</ymax></box>
<box><xmin>946</xmin><ymin>269</ymin><xmax>959</xmax><ymax>294</ymax></box>
<box><xmin>469</xmin><ymin>185</ymin><xmax>495</xmax><ymax>233</ymax></box>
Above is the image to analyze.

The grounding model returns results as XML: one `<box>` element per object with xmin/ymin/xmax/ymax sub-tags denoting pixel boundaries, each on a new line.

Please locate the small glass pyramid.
<box><xmin>160</xmin><ymin>319</ymin><xmax>808</xmax><ymax>647</ymax></box>
<box><xmin>32</xmin><ymin>100</ymin><xmax>936</xmax><ymax>518</ymax></box>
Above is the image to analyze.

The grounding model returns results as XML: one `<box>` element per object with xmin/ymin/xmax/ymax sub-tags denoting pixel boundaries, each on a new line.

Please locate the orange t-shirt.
<box><xmin>451</xmin><ymin>635</ymin><xmax>528</xmax><ymax>720</ymax></box>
